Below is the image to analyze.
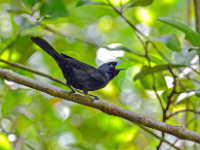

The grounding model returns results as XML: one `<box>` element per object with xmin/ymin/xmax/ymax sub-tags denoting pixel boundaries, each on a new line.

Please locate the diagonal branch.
<box><xmin>0</xmin><ymin>68</ymin><xmax>200</xmax><ymax>143</ymax></box>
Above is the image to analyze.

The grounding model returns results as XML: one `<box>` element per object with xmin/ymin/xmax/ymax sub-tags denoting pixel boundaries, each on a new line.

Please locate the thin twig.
<box><xmin>163</xmin><ymin>65</ymin><xmax>177</xmax><ymax>121</ymax></box>
<box><xmin>166</xmin><ymin>109</ymin><xmax>200</xmax><ymax>120</ymax></box>
<box><xmin>158</xmin><ymin>65</ymin><xmax>178</xmax><ymax>149</ymax></box>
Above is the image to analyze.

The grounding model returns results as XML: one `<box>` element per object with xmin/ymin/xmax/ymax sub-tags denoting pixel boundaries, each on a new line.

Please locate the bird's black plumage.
<box><xmin>31</xmin><ymin>37</ymin><xmax>124</xmax><ymax>100</ymax></box>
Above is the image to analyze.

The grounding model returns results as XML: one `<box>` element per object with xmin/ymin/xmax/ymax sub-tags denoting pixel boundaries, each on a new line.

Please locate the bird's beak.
<box><xmin>116</xmin><ymin>60</ymin><xmax>126</xmax><ymax>71</ymax></box>
<box><xmin>117</xmin><ymin>60</ymin><xmax>124</xmax><ymax>65</ymax></box>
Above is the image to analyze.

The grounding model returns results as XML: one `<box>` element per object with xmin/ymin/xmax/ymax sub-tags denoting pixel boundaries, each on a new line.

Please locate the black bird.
<box><xmin>31</xmin><ymin>37</ymin><xmax>124</xmax><ymax>100</ymax></box>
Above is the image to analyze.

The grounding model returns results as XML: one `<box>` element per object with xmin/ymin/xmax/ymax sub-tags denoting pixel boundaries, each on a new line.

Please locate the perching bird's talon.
<box><xmin>83</xmin><ymin>91</ymin><xmax>99</xmax><ymax>100</ymax></box>
<box><xmin>91</xmin><ymin>96</ymin><xmax>99</xmax><ymax>101</ymax></box>
<box><xmin>90</xmin><ymin>96</ymin><xmax>99</xmax><ymax>103</ymax></box>
<box><xmin>69</xmin><ymin>90</ymin><xmax>75</xmax><ymax>95</ymax></box>
<box><xmin>93</xmin><ymin>96</ymin><xmax>99</xmax><ymax>100</ymax></box>
<box><xmin>69</xmin><ymin>90</ymin><xmax>75</xmax><ymax>93</ymax></box>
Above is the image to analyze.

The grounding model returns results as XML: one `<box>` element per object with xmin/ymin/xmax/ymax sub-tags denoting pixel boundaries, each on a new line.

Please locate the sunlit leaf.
<box><xmin>149</xmin><ymin>55</ymin><xmax>166</xmax><ymax>64</ymax></box>
<box><xmin>134</xmin><ymin>64</ymin><xmax>187</xmax><ymax>81</ymax></box>
<box><xmin>0</xmin><ymin>134</ymin><xmax>12</xmax><ymax>150</ymax></box>
<box><xmin>158</xmin><ymin>17</ymin><xmax>200</xmax><ymax>46</ymax></box>
<box><xmin>151</xmin><ymin>34</ymin><xmax>181</xmax><ymax>51</ymax></box>
<box><xmin>114</xmin><ymin>127</ymin><xmax>139</xmax><ymax>143</ymax></box>
<box><xmin>127</xmin><ymin>0</ymin><xmax>153</xmax><ymax>7</ymax></box>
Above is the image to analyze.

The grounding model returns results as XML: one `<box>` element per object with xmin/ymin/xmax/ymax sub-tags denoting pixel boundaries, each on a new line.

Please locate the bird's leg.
<box><xmin>83</xmin><ymin>90</ymin><xmax>99</xmax><ymax>100</ymax></box>
<box><xmin>67</xmin><ymin>82</ymin><xmax>75</xmax><ymax>93</ymax></box>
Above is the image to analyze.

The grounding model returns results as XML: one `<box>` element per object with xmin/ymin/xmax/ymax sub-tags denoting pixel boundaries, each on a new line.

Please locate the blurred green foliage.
<box><xmin>0</xmin><ymin>0</ymin><xmax>200</xmax><ymax>149</ymax></box>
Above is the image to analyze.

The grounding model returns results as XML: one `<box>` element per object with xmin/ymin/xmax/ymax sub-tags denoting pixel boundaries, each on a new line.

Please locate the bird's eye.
<box><xmin>110</xmin><ymin>64</ymin><xmax>114</xmax><ymax>68</ymax></box>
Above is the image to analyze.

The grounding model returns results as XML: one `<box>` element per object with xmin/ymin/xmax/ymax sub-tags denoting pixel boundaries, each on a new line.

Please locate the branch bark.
<box><xmin>193</xmin><ymin>0</ymin><xmax>200</xmax><ymax>33</ymax></box>
<box><xmin>1</xmin><ymin>68</ymin><xmax>200</xmax><ymax>143</ymax></box>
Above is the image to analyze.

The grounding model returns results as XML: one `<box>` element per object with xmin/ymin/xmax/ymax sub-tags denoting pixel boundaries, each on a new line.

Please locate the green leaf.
<box><xmin>106</xmin><ymin>45</ymin><xmax>132</xmax><ymax>53</ymax></box>
<box><xmin>40</xmin><ymin>0</ymin><xmax>68</xmax><ymax>19</ymax></box>
<box><xmin>128</xmin><ymin>0</ymin><xmax>154</xmax><ymax>7</ymax></box>
<box><xmin>179</xmin><ymin>79</ymin><xmax>195</xmax><ymax>90</ymax></box>
<box><xmin>140</xmin><ymin>72</ymin><xmax>167</xmax><ymax>90</ymax></box>
<box><xmin>21</xmin><ymin>0</ymin><xmax>40</xmax><ymax>8</ymax></box>
<box><xmin>177</xmin><ymin>95</ymin><xmax>199</xmax><ymax>106</ymax></box>
<box><xmin>76</xmin><ymin>0</ymin><xmax>106</xmax><ymax>7</ymax></box>
<box><xmin>162</xmin><ymin>89</ymin><xmax>178</xmax><ymax>104</ymax></box>
<box><xmin>149</xmin><ymin>55</ymin><xmax>166</xmax><ymax>64</ymax></box>
<box><xmin>0</xmin><ymin>134</ymin><xmax>11</xmax><ymax>150</ymax></box>
<box><xmin>158</xmin><ymin>17</ymin><xmax>200</xmax><ymax>46</ymax></box>
<box><xmin>151</xmin><ymin>34</ymin><xmax>181</xmax><ymax>51</ymax></box>
<box><xmin>134</xmin><ymin>64</ymin><xmax>187</xmax><ymax>81</ymax></box>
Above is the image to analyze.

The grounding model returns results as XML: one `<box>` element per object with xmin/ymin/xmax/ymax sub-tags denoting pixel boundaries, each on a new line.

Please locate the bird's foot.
<box><xmin>83</xmin><ymin>91</ymin><xmax>99</xmax><ymax>101</ymax></box>
<box><xmin>91</xmin><ymin>96</ymin><xmax>99</xmax><ymax>101</ymax></box>
<box><xmin>69</xmin><ymin>90</ymin><xmax>75</xmax><ymax>95</ymax></box>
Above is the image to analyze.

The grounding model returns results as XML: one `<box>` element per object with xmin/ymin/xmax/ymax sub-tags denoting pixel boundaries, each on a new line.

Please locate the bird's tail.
<box><xmin>31</xmin><ymin>37</ymin><xmax>62</xmax><ymax>61</ymax></box>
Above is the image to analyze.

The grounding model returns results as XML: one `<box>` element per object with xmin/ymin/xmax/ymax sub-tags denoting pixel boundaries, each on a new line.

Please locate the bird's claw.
<box><xmin>69</xmin><ymin>90</ymin><xmax>75</xmax><ymax>95</ymax></box>
<box><xmin>91</xmin><ymin>96</ymin><xmax>99</xmax><ymax>101</ymax></box>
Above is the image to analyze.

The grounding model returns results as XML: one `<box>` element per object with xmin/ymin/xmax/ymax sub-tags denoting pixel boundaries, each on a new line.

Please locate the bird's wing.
<box><xmin>61</xmin><ymin>53</ymin><xmax>75</xmax><ymax>59</ymax></box>
<box><xmin>61</xmin><ymin>53</ymin><xmax>92</xmax><ymax>71</ymax></box>
<box><xmin>85</xmin><ymin>68</ymin><xmax>107</xmax><ymax>83</ymax></box>
<box><xmin>61</xmin><ymin>53</ymin><xmax>107</xmax><ymax>83</ymax></box>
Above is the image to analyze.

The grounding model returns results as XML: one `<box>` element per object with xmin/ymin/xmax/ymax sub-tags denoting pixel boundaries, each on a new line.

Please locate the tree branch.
<box><xmin>193</xmin><ymin>0</ymin><xmax>200</xmax><ymax>82</ymax></box>
<box><xmin>193</xmin><ymin>0</ymin><xmax>200</xmax><ymax>33</ymax></box>
<box><xmin>166</xmin><ymin>109</ymin><xmax>200</xmax><ymax>120</ymax></box>
<box><xmin>0</xmin><ymin>68</ymin><xmax>200</xmax><ymax>143</ymax></box>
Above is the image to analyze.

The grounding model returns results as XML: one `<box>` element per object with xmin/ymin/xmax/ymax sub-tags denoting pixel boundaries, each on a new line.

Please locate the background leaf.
<box><xmin>106</xmin><ymin>45</ymin><xmax>133</xmax><ymax>53</ymax></box>
<box><xmin>76</xmin><ymin>0</ymin><xmax>106</xmax><ymax>7</ymax></box>
<box><xmin>151</xmin><ymin>34</ymin><xmax>181</xmax><ymax>51</ymax></box>
<box><xmin>158</xmin><ymin>17</ymin><xmax>200</xmax><ymax>46</ymax></box>
<box><xmin>140</xmin><ymin>72</ymin><xmax>167</xmax><ymax>90</ymax></box>
<box><xmin>127</xmin><ymin>0</ymin><xmax>154</xmax><ymax>7</ymax></box>
<box><xmin>40</xmin><ymin>0</ymin><xmax>68</xmax><ymax>19</ymax></box>
<box><xmin>134</xmin><ymin>64</ymin><xmax>187</xmax><ymax>81</ymax></box>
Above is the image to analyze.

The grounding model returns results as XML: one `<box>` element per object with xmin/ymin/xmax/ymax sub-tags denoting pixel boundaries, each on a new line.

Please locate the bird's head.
<box><xmin>98</xmin><ymin>60</ymin><xmax>125</xmax><ymax>81</ymax></box>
